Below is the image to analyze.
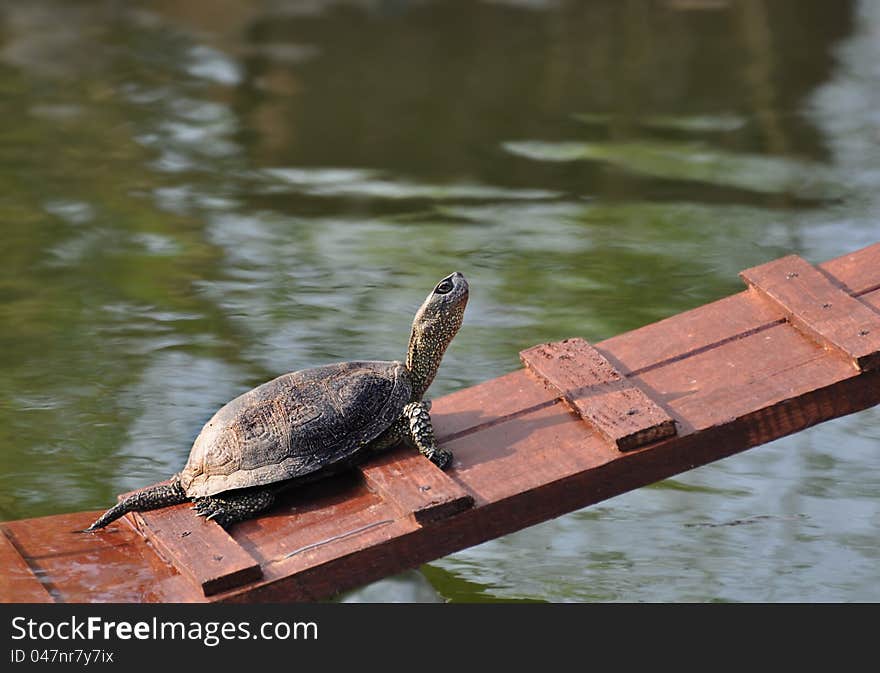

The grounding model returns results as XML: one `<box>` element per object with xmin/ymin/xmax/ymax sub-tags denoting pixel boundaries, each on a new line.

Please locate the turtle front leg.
<box><xmin>193</xmin><ymin>487</ymin><xmax>278</xmax><ymax>528</ymax></box>
<box><xmin>403</xmin><ymin>401</ymin><xmax>452</xmax><ymax>469</ymax></box>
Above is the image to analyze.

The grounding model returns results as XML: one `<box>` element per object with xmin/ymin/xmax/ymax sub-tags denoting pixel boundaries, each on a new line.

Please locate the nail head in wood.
<box><xmin>520</xmin><ymin>338</ymin><xmax>677</xmax><ymax>451</ymax></box>
<box><xmin>130</xmin><ymin>505</ymin><xmax>263</xmax><ymax>597</ymax></box>
<box><xmin>740</xmin><ymin>254</ymin><xmax>880</xmax><ymax>372</ymax></box>
<box><xmin>359</xmin><ymin>448</ymin><xmax>474</xmax><ymax>526</ymax></box>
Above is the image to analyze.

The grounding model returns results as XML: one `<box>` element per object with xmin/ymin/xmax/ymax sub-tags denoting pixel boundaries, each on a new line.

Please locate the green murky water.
<box><xmin>1</xmin><ymin>0</ymin><xmax>878</xmax><ymax>602</ymax></box>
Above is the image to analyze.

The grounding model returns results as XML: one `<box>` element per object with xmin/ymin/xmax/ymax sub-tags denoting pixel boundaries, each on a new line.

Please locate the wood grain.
<box><xmin>3</xmin><ymin>244</ymin><xmax>880</xmax><ymax>603</ymax></box>
<box><xmin>360</xmin><ymin>447</ymin><xmax>474</xmax><ymax>525</ymax></box>
<box><xmin>0</xmin><ymin>528</ymin><xmax>53</xmax><ymax>603</ymax></box>
<box><xmin>521</xmin><ymin>337</ymin><xmax>677</xmax><ymax>450</ymax></box>
<box><xmin>131</xmin><ymin>505</ymin><xmax>263</xmax><ymax>597</ymax></box>
<box><xmin>741</xmin><ymin>254</ymin><xmax>880</xmax><ymax>371</ymax></box>
<box><xmin>1</xmin><ymin>511</ymin><xmax>205</xmax><ymax>603</ymax></box>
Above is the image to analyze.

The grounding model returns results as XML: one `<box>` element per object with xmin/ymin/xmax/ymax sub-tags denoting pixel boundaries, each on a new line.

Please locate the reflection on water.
<box><xmin>0</xmin><ymin>0</ymin><xmax>878</xmax><ymax>601</ymax></box>
<box><xmin>502</xmin><ymin>138</ymin><xmax>842</xmax><ymax>198</ymax></box>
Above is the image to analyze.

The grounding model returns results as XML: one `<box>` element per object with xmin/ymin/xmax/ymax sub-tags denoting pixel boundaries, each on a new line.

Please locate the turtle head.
<box><xmin>406</xmin><ymin>271</ymin><xmax>469</xmax><ymax>399</ymax></box>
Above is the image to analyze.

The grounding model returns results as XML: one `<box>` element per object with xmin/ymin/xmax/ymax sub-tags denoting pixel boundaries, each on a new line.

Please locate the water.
<box><xmin>1</xmin><ymin>0</ymin><xmax>878</xmax><ymax>602</ymax></box>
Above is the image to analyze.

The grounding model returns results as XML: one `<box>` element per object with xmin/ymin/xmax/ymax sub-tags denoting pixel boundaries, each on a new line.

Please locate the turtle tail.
<box><xmin>79</xmin><ymin>476</ymin><xmax>188</xmax><ymax>532</ymax></box>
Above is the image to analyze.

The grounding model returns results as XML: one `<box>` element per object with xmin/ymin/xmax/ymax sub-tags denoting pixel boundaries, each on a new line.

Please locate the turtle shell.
<box><xmin>179</xmin><ymin>360</ymin><xmax>412</xmax><ymax>498</ymax></box>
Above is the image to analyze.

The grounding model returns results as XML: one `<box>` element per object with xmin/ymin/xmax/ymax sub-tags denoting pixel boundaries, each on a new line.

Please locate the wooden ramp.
<box><xmin>2</xmin><ymin>244</ymin><xmax>880</xmax><ymax>603</ymax></box>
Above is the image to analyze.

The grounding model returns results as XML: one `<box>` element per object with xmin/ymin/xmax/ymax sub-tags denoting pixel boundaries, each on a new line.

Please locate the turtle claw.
<box><xmin>193</xmin><ymin>499</ymin><xmax>213</xmax><ymax>514</ymax></box>
<box><xmin>427</xmin><ymin>447</ymin><xmax>452</xmax><ymax>470</ymax></box>
<box><xmin>192</xmin><ymin>497</ymin><xmax>230</xmax><ymax>525</ymax></box>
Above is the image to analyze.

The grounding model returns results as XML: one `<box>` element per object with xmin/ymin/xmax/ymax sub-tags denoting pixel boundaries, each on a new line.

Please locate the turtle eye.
<box><xmin>435</xmin><ymin>279</ymin><xmax>454</xmax><ymax>295</ymax></box>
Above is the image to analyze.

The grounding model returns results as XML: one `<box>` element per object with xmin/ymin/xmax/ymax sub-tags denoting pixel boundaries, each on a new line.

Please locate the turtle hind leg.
<box><xmin>80</xmin><ymin>476</ymin><xmax>188</xmax><ymax>532</ymax></box>
<box><xmin>192</xmin><ymin>487</ymin><xmax>278</xmax><ymax>528</ymax></box>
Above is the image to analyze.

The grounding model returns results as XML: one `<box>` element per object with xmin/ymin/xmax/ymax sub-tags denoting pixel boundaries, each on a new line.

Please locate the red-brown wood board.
<box><xmin>520</xmin><ymin>338</ymin><xmax>678</xmax><ymax>450</ymax></box>
<box><xmin>740</xmin><ymin>254</ymin><xmax>880</xmax><ymax>371</ymax></box>
<box><xmin>2</xmin><ymin>243</ymin><xmax>879</xmax><ymax>603</ymax></box>
<box><xmin>0</xmin><ymin>530</ymin><xmax>52</xmax><ymax>603</ymax></box>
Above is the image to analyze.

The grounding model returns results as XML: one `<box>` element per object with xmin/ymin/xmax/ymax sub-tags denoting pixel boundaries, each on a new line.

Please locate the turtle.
<box><xmin>82</xmin><ymin>271</ymin><xmax>468</xmax><ymax>531</ymax></box>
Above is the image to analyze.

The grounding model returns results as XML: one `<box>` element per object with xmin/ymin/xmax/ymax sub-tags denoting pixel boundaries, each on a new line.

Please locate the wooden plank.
<box><xmin>636</xmin><ymin>316</ymin><xmax>859</xmax><ymax>433</ymax></box>
<box><xmin>2</xmin><ymin>511</ymin><xmax>205</xmax><ymax>603</ymax></box>
<box><xmin>220</xmin><ymin>288</ymin><xmax>880</xmax><ymax>600</ymax></box>
<box><xmin>360</xmin><ymin>447</ymin><xmax>474</xmax><ymax>525</ymax></box>
<box><xmin>131</xmin><ymin>504</ymin><xmax>263</xmax><ymax>597</ymax></box>
<box><xmin>223</xmin><ymin>361</ymin><xmax>880</xmax><ymax>603</ymax></box>
<box><xmin>821</xmin><ymin>241</ymin><xmax>880</xmax><ymax>295</ymax></box>
<box><xmin>521</xmin><ymin>337</ymin><xmax>677</xmax><ymax>450</ymax></box>
<box><xmin>596</xmin><ymin>243</ymin><xmax>880</xmax><ymax>379</ymax></box>
<box><xmin>3</xmin><ymin>244</ymin><xmax>880</xmax><ymax>603</ymax></box>
<box><xmin>0</xmin><ymin>528</ymin><xmax>53</xmax><ymax>603</ymax></box>
<box><xmin>433</xmin><ymin>369</ymin><xmax>558</xmax><ymax>442</ymax></box>
<box><xmin>230</xmin><ymin>472</ymin><xmax>389</xmax><ymax>564</ymax></box>
<box><xmin>864</xmin><ymin>287</ymin><xmax>880</xmax><ymax>313</ymax></box>
<box><xmin>741</xmin><ymin>254</ymin><xmax>880</xmax><ymax>371</ymax></box>
<box><xmin>256</xmin><ymin>518</ymin><xmax>416</xmax><ymax>601</ymax></box>
<box><xmin>230</xmin><ymin>474</ymin><xmax>420</xmax><ymax>600</ymax></box>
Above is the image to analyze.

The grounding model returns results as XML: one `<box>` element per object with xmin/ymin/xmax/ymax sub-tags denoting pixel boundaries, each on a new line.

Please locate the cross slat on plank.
<box><xmin>740</xmin><ymin>254</ymin><xmax>880</xmax><ymax>371</ymax></box>
<box><xmin>520</xmin><ymin>337</ymin><xmax>677</xmax><ymax>451</ymax></box>
<box><xmin>360</xmin><ymin>447</ymin><xmax>474</xmax><ymax>525</ymax></box>
<box><xmin>129</xmin><ymin>500</ymin><xmax>262</xmax><ymax>597</ymax></box>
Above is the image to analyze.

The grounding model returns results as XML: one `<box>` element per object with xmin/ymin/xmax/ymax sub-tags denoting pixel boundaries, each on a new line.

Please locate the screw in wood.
<box><xmin>786</xmin><ymin>271</ymin><xmax>800</xmax><ymax>279</ymax></box>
